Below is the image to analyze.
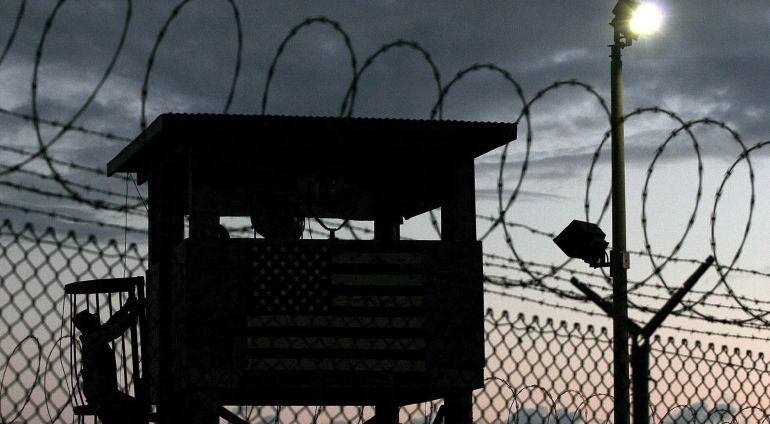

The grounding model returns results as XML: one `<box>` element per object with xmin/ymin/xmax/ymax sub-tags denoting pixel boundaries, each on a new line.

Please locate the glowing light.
<box><xmin>629</xmin><ymin>3</ymin><xmax>663</xmax><ymax>36</ymax></box>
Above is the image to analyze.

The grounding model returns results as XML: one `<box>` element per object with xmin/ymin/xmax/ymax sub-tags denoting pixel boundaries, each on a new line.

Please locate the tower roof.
<box><xmin>108</xmin><ymin>114</ymin><xmax>517</xmax><ymax>179</ymax></box>
<box><xmin>107</xmin><ymin>114</ymin><xmax>517</xmax><ymax>219</ymax></box>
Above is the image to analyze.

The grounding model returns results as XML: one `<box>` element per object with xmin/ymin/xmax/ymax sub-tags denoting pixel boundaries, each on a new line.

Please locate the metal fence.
<box><xmin>2</xmin><ymin>218</ymin><xmax>770</xmax><ymax>423</ymax></box>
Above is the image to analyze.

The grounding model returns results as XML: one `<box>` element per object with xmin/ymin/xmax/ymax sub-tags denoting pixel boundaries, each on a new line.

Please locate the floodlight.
<box><xmin>612</xmin><ymin>0</ymin><xmax>663</xmax><ymax>44</ymax></box>
<box><xmin>553</xmin><ymin>220</ymin><xmax>609</xmax><ymax>267</ymax></box>
<box><xmin>629</xmin><ymin>3</ymin><xmax>663</xmax><ymax>36</ymax></box>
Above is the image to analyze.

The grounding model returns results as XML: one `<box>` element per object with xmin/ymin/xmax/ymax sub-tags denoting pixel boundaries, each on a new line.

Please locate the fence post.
<box><xmin>570</xmin><ymin>255</ymin><xmax>714</xmax><ymax>424</ymax></box>
<box><xmin>631</xmin><ymin>338</ymin><xmax>651</xmax><ymax>424</ymax></box>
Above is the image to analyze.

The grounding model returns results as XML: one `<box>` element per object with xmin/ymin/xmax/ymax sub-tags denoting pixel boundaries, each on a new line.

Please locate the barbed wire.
<box><xmin>485</xmin><ymin>267</ymin><xmax>770</xmax><ymax>318</ymax></box>
<box><xmin>0</xmin><ymin>220</ymin><xmax>143</xmax><ymax>263</ymax></box>
<box><xmin>140</xmin><ymin>0</ymin><xmax>243</xmax><ymax>131</ymax></box>
<box><xmin>24</xmin><ymin>0</ymin><xmax>133</xmax><ymax>211</ymax></box>
<box><xmin>0</xmin><ymin>335</ymin><xmax>41</xmax><ymax>424</ymax></box>
<box><xmin>0</xmin><ymin>106</ymin><xmax>132</xmax><ymax>144</ymax></box>
<box><xmin>0</xmin><ymin>4</ymin><xmax>767</xmax><ymax>339</ymax></box>
<box><xmin>486</xmin><ymin>270</ymin><xmax>770</xmax><ymax>331</ymax></box>
<box><xmin>261</xmin><ymin>16</ymin><xmax>357</xmax><ymax>116</ymax></box>
<box><xmin>0</xmin><ymin>201</ymin><xmax>147</xmax><ymax>234</ymax></box>
<box><xmin>0</xmin><ymin>0</ymin><xmax>25</xmax><ymax>68</ymax></box>
<box><xmin>341</xmin><ymin>38</ymin><xmax>442</xmax><ymax>118</ymax></box>
<box><xmin>484</xmin><ymin>251</ymin><xmax>770</xmax><ymax>307</ymax></box>
<box><xmin>483</xmin><ymin>286</ymin><xmax>770</xmax><ymax>343</ymax></box>
<box><xmin>303</xmin><ymin>220</ymin><xmax>770</xmax><ymax>333</ymax></box>
<box><xmin>3</xmin><ymin>237</ymin><xmax>770</xmax><ymax>423</ymax></box>
<box><xmin>0</xmin><ymin>7</ymin><xmax>767</xmax><ymax>423</ymax></box>
<box><xmin>0</xmin><ymin>144</ymin><xmax>129</xmax><ymax>180</ymax></box>
<box><xmin>0</xmin><ymin>161</ymin><xmax>141</xmax><ymax>202</ymax></box>
<box><xmin>0</xmin><ymin>179</ymin><xmax>145</xmax><ymax>215</ymax></box>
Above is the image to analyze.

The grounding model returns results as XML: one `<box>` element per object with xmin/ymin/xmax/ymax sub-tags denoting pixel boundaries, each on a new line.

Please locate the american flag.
<box><xmin>246</xmin><ymin>242</ymin><xmax>427</xmax><ymax>373</ymax></box>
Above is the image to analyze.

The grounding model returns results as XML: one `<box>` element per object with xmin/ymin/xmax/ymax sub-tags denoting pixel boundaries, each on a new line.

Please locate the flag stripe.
<box><xmin>247</xmin><ymin>315</ymin><xmax>424</xmax><ymax>329</ymax></box>
<box><xmin>247</xmin><ymin>336</ymin><xmax>425</xmax><ymax>350</ymax></box>
<box><xmin>247</xmin><ymin>358</ymin><xmax>427</xmax><ymax>372</ymax></box>
<box><xmin>245</xmin><ymin>326</ymin><xmax>425</xmax><ymax>338</ymax></box>
<box><xmin>246</xmin><ymin>349</ymin><xmax>426</xmax><ymax>360</ymax></box>
<box><xmin>331</xmin><ymin>252</ymin><xmax>423</xmax><ymax>265</ymax></box>
<box><xmin>331</xmin><ymin>294</ymin><xmax>424</xmax><ymax>308</ymax></box>
<box><xmin>331</xmin><ymin>274</ymin><xmax>423</xmax><ymax>286</ymax></box>
<box><xmin>247</xmin><ymin>248</ymin><xmax>428</xmax><ymax>371</ymax></box>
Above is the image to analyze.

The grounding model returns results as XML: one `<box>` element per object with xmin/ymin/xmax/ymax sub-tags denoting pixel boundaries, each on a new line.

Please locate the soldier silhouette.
<box><xmin>73</xmin><ymin>297</ymin><xmax>144</xmax><ymax>424</ymax></box>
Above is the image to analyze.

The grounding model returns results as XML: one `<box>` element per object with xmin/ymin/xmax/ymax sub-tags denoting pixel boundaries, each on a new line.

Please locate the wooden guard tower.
<box><xmin>107</xmin><ymin>114</ymin><xmax>517</xmax><ymax>423</ymax></box>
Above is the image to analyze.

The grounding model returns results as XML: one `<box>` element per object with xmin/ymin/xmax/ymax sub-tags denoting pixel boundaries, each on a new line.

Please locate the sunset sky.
<box><xmin>1</xmin><ymin>0</ymin><xmax>768</xmax><ymax>348</ymax></box>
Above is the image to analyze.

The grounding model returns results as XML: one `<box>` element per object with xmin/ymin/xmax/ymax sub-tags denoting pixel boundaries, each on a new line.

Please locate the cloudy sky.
<box><xmin>0</xmin><ymin>1</ymin><xmax>768</xmax><ymax>344</ymax></box>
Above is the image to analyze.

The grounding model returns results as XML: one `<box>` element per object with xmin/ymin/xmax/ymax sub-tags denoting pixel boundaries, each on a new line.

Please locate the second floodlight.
<box><xmin>553</xmin><ymin>220</ymin><xmax>609</xmax><ymax>267</ymax></box>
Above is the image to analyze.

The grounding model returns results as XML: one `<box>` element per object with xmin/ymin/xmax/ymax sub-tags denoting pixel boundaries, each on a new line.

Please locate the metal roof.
<box><xmin>107</xmin><ymin>113</ymin><xmax>517</xmax><ymax>178</ymax></box>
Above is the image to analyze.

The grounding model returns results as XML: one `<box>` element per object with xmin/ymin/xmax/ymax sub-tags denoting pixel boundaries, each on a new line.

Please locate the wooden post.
<box><xmin>373</xmin><ymin>193</ymin><xmax>400</xmax><ymax>423</ymax></box>
<box><xmin>374</xmin><ymin>205</ymin><xmax>400</xmax><ymax>241</ymax></box>
<box><xmin>375</xmin><ymin>401</ymin><xmax>399</xmax><ymax>424</ymax></box>
<box><xmin>632</xmin><ymin>338</ymin><xmax>651</xmax><ymax>424</ymax></box>
<box><xmin>147</xmin><ymin>170</ymin><xmax>184</xmax><ymax>422</ymax></box>
<box><xmin>441</xmin><ymin>157</ymin><xmax>477</xmax><ymax>424</ymax></box>
<box><xmin>446</xmin><ymin>391</ymin><xmax>473</xmax><ymax>424</ymax></box>
<box><xmin>441</xmin><ymin>158</ymin><xmax>476</xmax><ymax>243</ymax></box>
<box><xmin>374</xmin><ymin>188</ymin><xmax>401</xmax><ymax>241</ymax></box>
<box><xmin>177</xmin><ymin>149</ymin><xmax>222</xmax><ymax>422</ymax></box>
<box><xmin>187</xmin><ymin>148</ymin><xmax>218</xmax><ymax>239</ymax></box>
<box><xmin>374</xmin><ymin>215</ymin><xmax>400</xmax><ymax>240</ymax></box>
<box><xmin>170</xmin><ymin>391</ymin><xmax>219</xmax><ymax>424</ymax></box>
<box><xmin>127</xmin><ymin>289</ymin><xmax>143</xmax><ymax>412</ymax></box>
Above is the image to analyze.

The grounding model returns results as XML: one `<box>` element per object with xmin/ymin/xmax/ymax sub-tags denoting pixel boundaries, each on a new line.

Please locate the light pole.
<box><xmin>609</xmin><ymin>2</ymin><xmax>662</xmax><ymax>424</ymax></box>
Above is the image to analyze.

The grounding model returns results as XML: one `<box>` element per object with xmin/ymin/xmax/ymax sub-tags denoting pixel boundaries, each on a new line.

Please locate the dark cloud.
<box><xmin>476</xmin><ymin>188</ymin><xmax>569</xmax><ymax>203</ymax></box>
<box><xmin>0</xmin><ymin>0</ymin><xmax>766</xmax><ymax>234</ymax></box>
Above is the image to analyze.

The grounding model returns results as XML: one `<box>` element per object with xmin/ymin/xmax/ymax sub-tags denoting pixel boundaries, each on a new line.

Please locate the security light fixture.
<box><xmin>553</xmin><ymin>220</ymin><xmax>610</xmax><ymax>268</ymax></box>
<box><xmin>629</xmin><ymin>3</ymin><xmax>663</xmax><ymax>36</ymax></box>
<box><xmin>612</xmin><ymin>0</ymin><xmax>663</xmax><ymax>46</ymax></box>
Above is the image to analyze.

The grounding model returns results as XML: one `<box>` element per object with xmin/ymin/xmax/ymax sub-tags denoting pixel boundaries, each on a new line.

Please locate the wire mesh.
<box><xmin>0</xmin><ymin>3</ymin><xmax>767</xmax><ymax>422</ymax></box>
<box><xmin>2</xmin><ymin>219</ymin><xmax>770</xmax><ymax>423</ymax></box>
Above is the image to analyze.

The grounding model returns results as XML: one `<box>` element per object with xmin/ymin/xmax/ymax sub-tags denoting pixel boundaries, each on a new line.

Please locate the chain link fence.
<box><xmin>2</xmin><ymin>218</ymin><xmax>769</xmax><ymax>423</ymax></box>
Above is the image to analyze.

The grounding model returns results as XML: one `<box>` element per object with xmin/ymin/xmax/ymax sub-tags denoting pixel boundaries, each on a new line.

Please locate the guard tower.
<box><xmin>107</xmin><ymin>114</ymin><xmax>517</xmax><ymax>423</ymax></box>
